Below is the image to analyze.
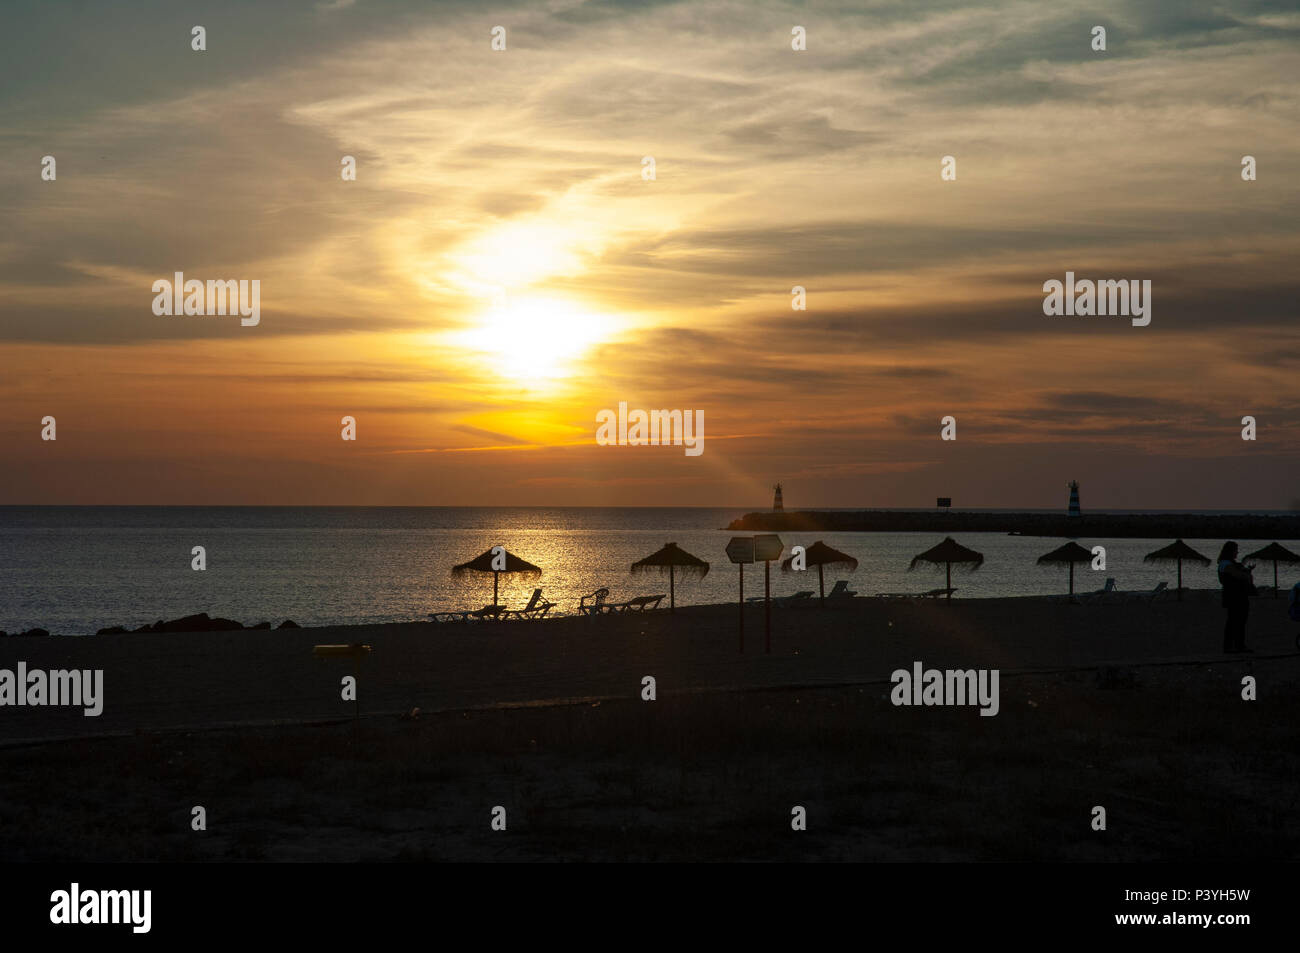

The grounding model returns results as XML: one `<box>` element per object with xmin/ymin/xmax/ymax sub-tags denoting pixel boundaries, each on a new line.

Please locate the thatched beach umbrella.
<box><xmin>782</xmin><ymin>540</ymin><xmax>858</xmax><ymax>605</ymax></box>
<box><xmin>452</xmin><ymin>547</ymin><xmax>542</xmax><ymax>607</ymax></box>
<box><xmin>1143</xmin><ymin>539</ymin><xmax>1209</xmax><ymax>602</ymax></box>
<box><xmin>909</xmin><ymin>537</ymin><xmax>984</xmax><ymax>600</ymax></box>
<box><xmin>631</xmin><ymin>542</ymin><xmax>709</xmax><ymax>613</ymax></box>
<box><xmin>1243</xmin><ymin>542</ymin><xmax>1300</xmax><ymax>597</ymax></box>
<box><xmin>1036</xmin><ymin>541</ymin><xmax>1094</xmax><ymax>598</ymax></box>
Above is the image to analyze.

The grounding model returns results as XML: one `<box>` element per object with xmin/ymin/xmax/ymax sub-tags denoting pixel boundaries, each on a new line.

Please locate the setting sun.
<box><xmin>449</xmin><ymin>297</ymin><xmax>613</xmax><ymax>386</ymax></box>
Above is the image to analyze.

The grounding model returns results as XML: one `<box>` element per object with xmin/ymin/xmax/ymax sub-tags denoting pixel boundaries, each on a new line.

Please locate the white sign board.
<box><xmin>726</xmin><ymin>537</ymin><xmax>755</xmax><ymax>564</ymax></box>
<box><xmin>753</xmin><ymin>534</ymin><xmax>784</xmax><ymax>562</ymax></box>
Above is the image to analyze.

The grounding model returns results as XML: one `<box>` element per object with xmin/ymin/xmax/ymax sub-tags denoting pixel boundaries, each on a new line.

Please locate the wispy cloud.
<box><xmin>1</xmin><ymin>0</ymin><xmax>1297</xmax><ymax>504</ymax></box>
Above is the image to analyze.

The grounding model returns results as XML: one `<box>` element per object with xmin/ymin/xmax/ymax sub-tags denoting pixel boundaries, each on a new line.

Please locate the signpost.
<box><xmin>725</xmin><ymin>537</ymin><xmax>755</xmax><ymax>653</ymax></box>
<box><xmin>752</xmin><ymin>534</ymin><xmax>784</xmax><ymax>654</ymax></box>
<box><xmin>314</xmin><ymin>643</ymin><xmax>372</xmax><ymax>733</ymax></box>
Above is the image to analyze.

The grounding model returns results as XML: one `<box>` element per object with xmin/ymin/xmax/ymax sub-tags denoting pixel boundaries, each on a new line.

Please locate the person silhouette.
<box><xmin>1217</xmin><ymin>541</ymin><xmax>1257</xmax><ymax>653</ymax></box>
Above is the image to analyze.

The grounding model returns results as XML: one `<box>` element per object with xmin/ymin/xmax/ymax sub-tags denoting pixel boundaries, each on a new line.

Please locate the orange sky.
<box><xmin>3</xmin><ymin>0</ymin><xmax>1299</xmax><ymax>507</ymax></box>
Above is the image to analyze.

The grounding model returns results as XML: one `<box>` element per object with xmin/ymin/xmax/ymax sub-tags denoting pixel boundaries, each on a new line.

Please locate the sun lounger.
<box><xmin>874</xmin><ymin>588</ymin><xmax>955</xmax><ymax>601</ymax></box>
<box><xmin>746</xmin><ymin>590</ymin><xmax>814</xmax><ymax>607</ymax></box>
<box><xmin>1113</xmin><ymin>581</ymin><xmax>1169</xmax><ymax>603</ymax></box>
<box><xmin>826</xmin><ymin>580</ymin><xmax>858</xmax><ymax>600</ymax></box>
<box><xmin>501</xmin><ymin>588</ymin><xmax>555</xmax><ymax>621</ymax></box>
<box><xmin>608</xmin><ymin>594</ymin><xmax>666</xmax><ymax>613</ymax></box>
<box><xmin>919</xmin><ymin>587</ymin><xmax>957</xmax><ymax>599</ymax></box>
<box><xmin>429</xmin><ymin>604</ymin><xmax>506</xmax><ymax>623</ymax></box>
<box><xmin>1082</xmin><ymin>578</ymin><xmax>1117</xmax><ymax>604</ymax></box>
<box><xmin>1117</xmin><ymin>581</ymin><xmax>1170</xmax><ymax>603</ymax></box>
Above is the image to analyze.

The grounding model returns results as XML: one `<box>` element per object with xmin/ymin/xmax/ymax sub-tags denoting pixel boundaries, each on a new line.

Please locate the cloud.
<box><xmin>1</xmin><ymin>0</ymin><xmax>1298</xmax><ymax>504</ymax></box>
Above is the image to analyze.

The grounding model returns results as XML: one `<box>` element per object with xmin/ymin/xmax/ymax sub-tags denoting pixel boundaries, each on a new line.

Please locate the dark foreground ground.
<box><xmin>2</xmin><ymin>652</ymin><xmax>1296</xmax><ymax>861</ymax></box>
<box><xmin>2</xmin><ymin>593</ymin><xmax>1297</xmax><ymax>860</ymax></box>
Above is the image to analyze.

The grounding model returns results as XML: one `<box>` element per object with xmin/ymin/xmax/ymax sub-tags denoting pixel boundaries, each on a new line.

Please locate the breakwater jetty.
<box><xmin>726</xmin><ymin>510</ymin><xmax>1300</xmax><ymax>539</ymax></box>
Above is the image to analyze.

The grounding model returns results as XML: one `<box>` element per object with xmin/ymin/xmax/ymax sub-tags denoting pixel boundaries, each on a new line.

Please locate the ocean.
<box><xmin>1</xmin><ymin>506</ymin><xmax>1295</xmax><ymax>635</ymax></box>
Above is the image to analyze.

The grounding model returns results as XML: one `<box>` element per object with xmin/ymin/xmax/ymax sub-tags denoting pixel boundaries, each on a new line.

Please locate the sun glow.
<box><xmin>449</xmin><ymin>222</ymin><xmax>589</xmax><ymax>291</ymax></box>
<box><xmin>451</xmin><ymin>297</ymin><xmax>611</xmax><ymax>386</ymax></box>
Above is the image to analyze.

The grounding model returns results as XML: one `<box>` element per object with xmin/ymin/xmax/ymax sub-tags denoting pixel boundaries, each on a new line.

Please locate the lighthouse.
<box><xmin>773</xmin><ymin>483</ymin><xmax>784</xmax><ymax>512</ymax></box>
<box><xmin>1067</xmin><ymin>480</ymin><xmax>1081</xmax><ymax>517</ymax></box>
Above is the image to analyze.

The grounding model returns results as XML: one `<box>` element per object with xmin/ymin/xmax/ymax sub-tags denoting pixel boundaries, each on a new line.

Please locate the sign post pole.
<box><xmin>725</xmin><ymin>537</ymin><xmax>756</xmax><ymax>654</ymax></box>
<box><xmin>752</xmin><ymin>535</ymin><xmax>784</xmax><ymax>656</ymax></box>
<box><xmin>738</xmin><ymin>562</ymin><xmax>744</xmax><ymax>653</ymax></box>
<box><xmin>764</xmin><ymin>558</ymin><xmax>771</xmax><ymax>653</ymax></box>
<box><xmin>313</xmin><ymin>643</ymin><xmax>373</xmax><ymax>744</ymax></box>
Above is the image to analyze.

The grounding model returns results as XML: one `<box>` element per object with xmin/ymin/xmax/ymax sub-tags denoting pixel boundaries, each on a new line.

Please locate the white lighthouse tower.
<box><xmin>773</xmin><ymin>483</ymin><xmax>784</xmax><ymax>512</ymax></box>
<box><xmin>1067</xmin><ymin>480</ymin><xmax>1081</xmax><ymax>517</ymax></box>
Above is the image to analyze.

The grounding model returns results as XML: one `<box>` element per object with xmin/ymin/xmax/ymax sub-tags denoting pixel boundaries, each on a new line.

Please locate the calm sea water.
<box><xmin>1</xmin><ymin>506</ymin><xmax>1295</xmax><ymax>634</ymax></box>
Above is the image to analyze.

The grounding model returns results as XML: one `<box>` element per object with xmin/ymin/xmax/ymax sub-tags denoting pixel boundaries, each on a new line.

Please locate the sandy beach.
<box><xmin>2</xmin><ymin>590</ymin><xmax>1295</xmax><ymax>743</ymax></box>
<box><xmin>2</xmin><ymin>592</ymin><xmax>1296</xmax><ymax>861</ymax></box>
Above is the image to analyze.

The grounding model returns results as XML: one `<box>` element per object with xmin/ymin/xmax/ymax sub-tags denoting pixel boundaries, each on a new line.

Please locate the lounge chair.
<box><xmin>746</xmin><ymin>590</ymin><xmax>814</xmax><ymax>607</ymax></box>
<box><xmin>919</xmin><ymin>587</ymin><xmax>957</xmax><ymax>599</ymax></box>
<box><xmin>874</xmin><ymin>587</ymin><xmax>954</xmax><ymax>601</ymax></box>
<box><xmin>1083</xmin><ymin>578</ymin><xmax>1117</xmax><ymax>604</ymax></box>
<box><xmin>578</xmin><ymin>588</ymin><xmax>611</xmax><ymax>616</ymax></box>
<box><xmin>1146</xmin><ymin>581</ymin><xmax>1170</xmax><ymax>603</ymax></box>
<box><xmin>501</xmin><ymin>588</ymin><xmax>555</xmax><ymax>621</ymax></box>
<box><xmin>1120</xmin><ymin>581</ymin><xmax>1168</xmax><ymax>603</ymax></box>
<box><xmin>826</xmin><ymin>580</ymin><xmax>858</xmax><ymax>600</ymax></box>
<box><xmin>429</xmin><ymin>604</ymin><xmax>506</xmax><ymax>623</ymax></box>
<box><xmin>609</xmin><ymin>594</ymin><xmax>666</xmax><ymax>613</ymax></box>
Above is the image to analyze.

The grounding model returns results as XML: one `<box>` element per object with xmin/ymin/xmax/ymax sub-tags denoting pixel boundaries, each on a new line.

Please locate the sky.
<box><xmin>2</xmin><ymin>0</ymin><xmax>1298</xmax><ymax>509</ymax></box>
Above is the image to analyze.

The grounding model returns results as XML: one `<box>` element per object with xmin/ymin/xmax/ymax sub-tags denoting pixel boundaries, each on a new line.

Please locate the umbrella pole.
<box><xmin>946</xmin><ymin>562</ymin><xmax>952</xmax><ymax>600</ymax></box>
<box><xmin>669</xmin><ymin>565</ymin><xmax>675</xmax><ymax>614</ymax></box>
<box><xmin>1069</xmin><ymin>562</ymin><xmax>1074</xmax><ymax>597</ymax></box>
<box><xmin>764</xmin><ymin>559</ymin><xmax>771</xmax><ymax>654</ymax></box>
<box><xmin>1274</xmin><ymin>560</ymin><xmax>1279</xmax><ymax>597</ymax></box>
<box><xmin>1177</xmin><ymin>559</ymin><xmax>1182</xmax><ymax>601</ymax></box>
<box><xmin>819</xmin><ymin>564</ymin><xmax>825</xmax><ymax>605</ymax></box>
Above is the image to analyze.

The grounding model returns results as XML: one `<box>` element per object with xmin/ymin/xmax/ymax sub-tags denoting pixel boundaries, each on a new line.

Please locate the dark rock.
<box><xmin>17</xmin><ymin>628</ymin><xmax>50</xmax><ymax>638</ymax></box>
<box><xmin>104</xmin><ymin>613</ymin><xmax>249</xmax><ymax>635</ymax></box>
<box><xmin>148</xmin><ymin>613</ymin><xmax>245</xmax><ymax>633</ymax></box>
<box><xmin>153</xmin><ymin>613</ymin><xmax>212</xmax><ymax>633</ymax></box>
<box><xmin>251</xmin><ymin>621</ymin><xmax>272</xmax><ymax>630</ymax></box>
<box><xmin>277</xmin><ymin>619</ymin><xmax>300</xmax><ymax>629</ymax></box>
